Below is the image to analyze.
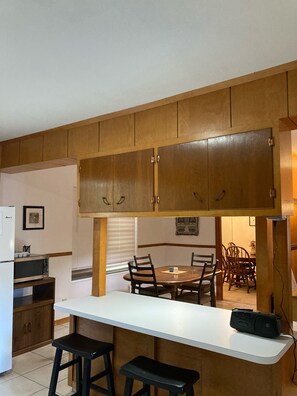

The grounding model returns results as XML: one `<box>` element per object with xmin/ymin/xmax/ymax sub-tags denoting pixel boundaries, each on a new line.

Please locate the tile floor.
<box><xmin>0</xmin><ymin>287</ymin><xmax>295</xmax><ymax>396</ymax></box>
<box><xmin>217</xmin><ymin>282</ymin><xmax>257</xmax><ymax>311</ymax></box>
<box><xmin>0</xmin><ymin>323</ymin><xmax>73</xmax><ymax>396</ymax></box>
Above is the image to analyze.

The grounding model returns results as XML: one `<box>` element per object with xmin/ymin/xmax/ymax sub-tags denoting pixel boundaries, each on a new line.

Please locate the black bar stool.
<box><xmin>48</xmin><ymin>333</ymin><xmax>116</xmax><ymax>396</ymax></box>
<box><xmin>119</xmin><ymin>355</ymin><xmax>200</xmax><ymax>396</ymax></box>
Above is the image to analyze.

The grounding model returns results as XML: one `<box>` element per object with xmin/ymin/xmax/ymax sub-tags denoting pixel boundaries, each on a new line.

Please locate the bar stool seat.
<box><xmin>49</xmin><ymin>333</ymin><xmax>115</xmax><ymax>396</ymax></box>
<box><xmin>119</xmin><ymin>355</ymin><xmax>200</xmax><ymax>395</ymax></box>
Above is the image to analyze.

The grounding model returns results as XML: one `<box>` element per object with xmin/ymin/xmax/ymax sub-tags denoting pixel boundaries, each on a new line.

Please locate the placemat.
<box><xmin>162</xmin><ymin>270</ymin><xmax>187</xmax><ymax>274</ymax></box>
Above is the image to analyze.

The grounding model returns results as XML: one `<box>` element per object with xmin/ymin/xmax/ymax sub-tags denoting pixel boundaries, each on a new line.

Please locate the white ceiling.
<box><xmin>1</xmin><ymin>0</ymin><xmax>297</xmax><ymax>142</ymax></box>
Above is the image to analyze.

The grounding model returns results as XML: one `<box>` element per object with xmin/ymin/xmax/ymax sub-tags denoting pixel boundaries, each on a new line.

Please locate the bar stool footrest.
<box><xmin>90</xmin><ymin>383</ymin><xmax>110</xmax><ymax>395</ymax></box>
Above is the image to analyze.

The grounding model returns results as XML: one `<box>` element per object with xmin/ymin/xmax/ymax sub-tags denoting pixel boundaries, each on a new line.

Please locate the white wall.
<box><xmin>0</xmin><ymin>165</ymin><xmax>92</xmax><ymax>320</ymax></box>
<box><xmin>72</xmin><ymin>187</ymin><xmax>93</xmax><ymax>270</ymax></box>
<box><xmin>49</xmin><ymin>255</ymin><xmax>92</xmax><ymax>320</ymax></box>
<box><xmin>0</xmin><ymin>166</ymin><xmax>75</xmax><ymax>253</ymax></box>
<box><xmin>221</xmin><ymin>216</ymin><xmax>256</xmax><ymax>253</ymax></box>
<box><xmin>138</xmin><ymin>217</ymin><xmax>216</xmax><ymax>266</ymax></box>
<box><xmin>137</xmin><ymin>217</ymin><xmax>167</xmax><ymax>265</ymax></box>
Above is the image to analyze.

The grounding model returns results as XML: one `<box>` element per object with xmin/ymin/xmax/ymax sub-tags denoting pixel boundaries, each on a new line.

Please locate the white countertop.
<box><xmin>54</xmin><ymin>291</ymin><xmax>293</xmax><ymax>365</ymax></box>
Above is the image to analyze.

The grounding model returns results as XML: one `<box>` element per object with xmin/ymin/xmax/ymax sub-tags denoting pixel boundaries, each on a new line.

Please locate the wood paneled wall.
<box><xmin>43</xmin><ymin>128</ymin><xmax>68</xmax><ymax>161</ymax></box>
<box><xmin>135</xmin><ymin>103</ymin><xmax>178</xmax><ymax>145</ymax></box>
<box><xmin>1</xmin><ymin>61</ymin><xmax>297</xmax><ymax>173</ymax></box>
<box><xmin>231</xmin><ymin>73</ymin><xmax>288</xmax><ymax>126</ymax></box>
<box><xmin>288</xmin><ymin>69</ymin><xmax>297</xmax><ymax>124</ymax></box>
<box><xmin>19</xmin><ymin>135</ymin><xmax>43</xmax><ymax>165</ymax></box>
<box><xmin>68</xmin><ymin>123</ymin><xmax>99</xmax><ymax>158</ymax></box>
<box><xmin>178</xmin><ymin>88</ymin><xmax>230</xmax><ymax>137</ymax></box>
<box><xmin>290</xmin><ymin>153</ymin><xmax>297</xmax><ymax>278</ymax></box>
<box><xmin>100</xmin><ymin>114</ymin><xmax>134</xmax><ymax>151</ymax></box>
<box><xmin>1</xmin><ymin>140</ymin><xmax>20</xmax><ymax>168</ymax></box>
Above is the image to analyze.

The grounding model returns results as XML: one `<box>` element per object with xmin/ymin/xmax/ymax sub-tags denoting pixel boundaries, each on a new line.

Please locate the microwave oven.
<box><xmin>14</xmin><ymin>254</ymin><xmax>49</xmax><ymax>283</ymax></box>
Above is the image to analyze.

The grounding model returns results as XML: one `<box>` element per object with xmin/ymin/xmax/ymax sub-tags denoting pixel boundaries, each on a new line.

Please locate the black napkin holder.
<box><xmin>230</xmin><ymin>308</ymin><xmax>282</xmax><ymax>338</ymax></box>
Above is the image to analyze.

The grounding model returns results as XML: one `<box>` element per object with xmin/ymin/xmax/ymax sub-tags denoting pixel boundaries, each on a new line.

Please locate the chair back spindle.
<box><xmin>128</xmin><ymin>254</ymin><xmax>175</xmax><ymax>299</ymax></box>
<box><xmin>226</xmin><ymin>246</ymin><xmax>256</xmax><ymax>293</ymax></box>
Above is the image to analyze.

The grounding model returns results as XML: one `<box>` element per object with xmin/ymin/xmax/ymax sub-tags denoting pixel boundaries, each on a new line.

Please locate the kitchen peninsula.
<box><xmin>54</xmin><ymin>291</ymin><xmax>295</xmax><ymax>395</ymax></box>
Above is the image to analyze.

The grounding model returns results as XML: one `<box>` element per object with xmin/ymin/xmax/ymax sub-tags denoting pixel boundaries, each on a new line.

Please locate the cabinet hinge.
<box><xmin>268</xmin><ymin>137</ymin><xmax>274</xmax><ymax>147</ymax></box>
<box><xmin>151</xmin><ymin>155</ymin><xmax>160</xmax><ymax>163</ymax></box>
<box><xmin>269</xmin><ymin>188</ymin><xmax>276</xmax><ymax>199</ymax></box>
<box><xmin>151</xmin><ymin>196</ymin><xmax>160</xmax><ymax>204</ymax></box>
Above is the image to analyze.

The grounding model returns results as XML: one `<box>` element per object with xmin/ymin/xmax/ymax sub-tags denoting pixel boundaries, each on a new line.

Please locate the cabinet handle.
<box><xmin>23</xmin><ymin>324</ymin><xmax>27</xmax><ymax>334</ymax></box>
<box><xmin>192</xmin><ymin>192</ymin><xmax>203</xmax><ymax>202</ymax></box>
<box><xmin>102</xmin><ymin>197</ymin><xmax>111</xmax><ymax>206</ymax></box>
<box><xmin>116</xmin><ymin>196</ymin><xmax>125</xmax><ymax>205</ymax></box>
<box><xmin>27</xmin><ymin>322</ymin><xmax>32</xmax><ymax>333</ymax></box>
<box><xmin>151</xmin><ymin>196</ymin><xmax>160</xmax><ymax>204</ymax></box>
<box><xmin>215</xmin><ymin>189</ymin><xmax>226</xmax><ymax>201</ymax></box>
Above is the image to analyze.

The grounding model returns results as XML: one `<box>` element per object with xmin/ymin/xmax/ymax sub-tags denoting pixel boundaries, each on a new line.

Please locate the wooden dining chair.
<box><xmin>225</xmin><ymin>246</ymin><xmax>256</xmax><ymax>293</ymax></box>
<box><xmin>221</xmin><ymin>244</ymin><xmax>229</xmax><ymax>283</ymax></box>
<box><xmin>178</xmin><ymin>252</ymin><xmax>215</xmax><ymax>299</ymax></box>
<box><xmin>177</xmin><ymin>260</ymin><xmax>218</xmax><ymax>306</ymax></box>
<box><xmin>227</xmin><ymin>242</ymin><xmax>240</xmax><ymax>255</ymax></box>
<box><xmin>129</xmin><ymin>255</ymin><xmax>174</xmax><ymax>298</ymax></box>
<box><xmin>133</xmin><ymin>254</ymin><xmax>154</xmax><ymax>268</ymax></box>
<box><xmin>190</xmin><ymin>252</ymin><xmax>214</xmax><ymax>268</ymax></box>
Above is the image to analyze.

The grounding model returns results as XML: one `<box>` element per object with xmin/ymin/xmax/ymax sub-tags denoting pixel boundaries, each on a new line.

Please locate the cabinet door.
<box><xmin>68</xmin><ymin>123</ymin><xmax>99</xmax><ymax>158</ymax></box>
<box><xmin>30</xmin><ymin>305</ymin><xmax>53</xmax><ymax>345</ymax></box>
<box><xmin>208</xmin><ymin>129</ymin><xmax>274</xmax><ymax>210</ymax></box>
<box><xmin>158</xmin><ymin>141</ymin><xmax>208</xmax><ymax>211</ymax></box>
<box><xmin>43</xmin><ymin>128</ymin><xmax>68</xmax><ymax>161</ymax></box>
<box><xmin>1</xmin><ymin>140</ymin><xmax>20</xmax><ymax>168</ymax></box>
<box><xmin>114</xmin><ymin>149</ymin><xmax>154</xmax><ymax>212</ymax></box>
<box><xmin>13</xmin><ymin>305</ymin><xmax>53</xmax><ymax>353</ymax></box>
<box><xmin>79</xmin><ymin>156</ymin><xmax>114</xmax><ymax>213</ymax></box>
<box><xmin>19</xmin><ymin>135</ymin><xmax>43</xmax><ymax>165</ymax></box>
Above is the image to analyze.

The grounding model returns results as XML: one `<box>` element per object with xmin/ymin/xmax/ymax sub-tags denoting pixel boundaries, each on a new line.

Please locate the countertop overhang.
<box><xmin>54</xmin><ymin>291</ymin><xmax>293</xmax><ymax>365</ymax></box>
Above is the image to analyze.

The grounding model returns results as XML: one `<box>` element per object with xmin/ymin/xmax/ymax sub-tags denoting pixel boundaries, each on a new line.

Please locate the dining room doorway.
<box><xmin>217</xmin><ymin>216</ymin><xmax>257</xmax><ymax>311</ymax></box>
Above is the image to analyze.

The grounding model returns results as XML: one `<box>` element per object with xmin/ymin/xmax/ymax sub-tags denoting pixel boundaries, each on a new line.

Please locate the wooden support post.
<box><xmin>255</xmin><ymin>217</ymin><xmax>274</xmax><ymax>313</ymax></box>
<box><xmin>272</xmin><ymin>217</ymin><xmax>292</xmax><ymax>332</ymax></box>
<box><xmin>215</xmin><ymin>217</ymin><xmax>223</xmax><ymax>300</ymax></box>
<box><xmin>92</xmin><ymin>218</ymin><xmax>107</xmax><ymax>297</ymax></box>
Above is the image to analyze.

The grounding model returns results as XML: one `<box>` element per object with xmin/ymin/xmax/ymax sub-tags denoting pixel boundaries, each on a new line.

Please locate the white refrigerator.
<box><xmin>0</xmin><ymin>206</ymin><xmax>15</xmax><ymax>374</ymax></box>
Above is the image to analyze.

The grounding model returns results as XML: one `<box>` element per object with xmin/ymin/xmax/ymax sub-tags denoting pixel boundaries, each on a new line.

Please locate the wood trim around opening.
<box><xmin>138</xmin><ymin>242</ymin><xmax>216</xmax><ymax>249</ymax></box>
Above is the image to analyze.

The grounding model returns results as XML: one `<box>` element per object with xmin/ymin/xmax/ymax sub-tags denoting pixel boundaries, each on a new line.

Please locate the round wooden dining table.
<box><xmin>123</xmin><ymin>265</ymin><xmax>205</xmax><ymax>299</ymax></box>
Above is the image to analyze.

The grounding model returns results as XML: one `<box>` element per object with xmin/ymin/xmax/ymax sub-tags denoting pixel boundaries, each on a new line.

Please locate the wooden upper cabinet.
<box><xmin>178</xmin><ymin>89</ymin><xmax>230</xmax><ymax>138</ymax></box>
<box><xmin>288</xmin><ymin>69</ymin><xmax>297</xmax><ymax>124</ymax></box>
<box><xmin>79</xmin><ymin>149</ymin><xmax>154</xmax><ymax>214</ymax></box>
<box><xmin>79</xmin><ymin>156</ymin><xmax>114</xmax><ymax>213</ymax></box>
<box><xmin>43</xmin><ymin>128</ymin><xmax>68</xmax><ymax>161</ymax></box>
<box><xmin>208</xmin><ymin>129</ymin><xmax>274</xmax><ymax>210</ymax></box>
<box><xmin>158</xmin><ymin>141</ymin><xmax>208</xmax><ymax>211</ymax></box>
<box><xmin>100</xmin><ymin>114</ymin><xmax>134</xmax><ymax>152</ymax></box>
<box><xmin>19</xmin><ymin>135</ymin><xmax>43</xmax><ymax>165</ymax></box>
<box><xmin>68</xmin><ymin>123</ymin><xmax>99</xmax><ymax>158</ymax></box>
<box><xmin>1</xmin><ymin>140</ymin><xmax>20</xmax><ymax>168</ymax></box>
<box><xmin>231</xmin><ymin>73</ymin><xmax>287</xmax><ymax>127</ymax></box>
<box><xmin>135</xmin><ymin>103</ymin><xmax>177</xmax><ymax>145</ymax></box>
<box><xmin>114</xmin><ymin>149</ymin><xmax>154</xmax><ymax>212</ymax></box>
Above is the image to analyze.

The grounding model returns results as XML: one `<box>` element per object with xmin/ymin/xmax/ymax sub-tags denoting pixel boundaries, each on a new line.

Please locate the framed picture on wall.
<box><xmin>23</xmin><ymin>206</ymin><xmax>45</xmax><ymax>230</ymax></box>
<box><xmin>175</xmin><ymin>217</ymin><xmax>199</xmax><ymax>236</ymax></box>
